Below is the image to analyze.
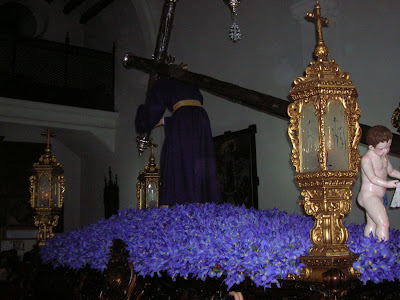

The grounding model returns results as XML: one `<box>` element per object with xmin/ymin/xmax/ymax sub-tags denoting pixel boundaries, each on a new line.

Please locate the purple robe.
<box><xmin>135</xmin><ymin>77</ymin><xmax>221</xmax><ymax>206</ymax></box>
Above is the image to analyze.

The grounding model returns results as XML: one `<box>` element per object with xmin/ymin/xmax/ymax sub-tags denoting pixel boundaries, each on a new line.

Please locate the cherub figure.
<box><xmin>357</xmin><ymin>125</ymin><xmax>400</xmax><ymax>241</ymax></box>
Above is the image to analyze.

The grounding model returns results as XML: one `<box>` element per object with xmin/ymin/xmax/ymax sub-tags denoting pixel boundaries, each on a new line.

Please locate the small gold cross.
<box><xmin>42</xmin><ymin>129</ymin><xmax>56</xmax><ymax>149</ymax></box>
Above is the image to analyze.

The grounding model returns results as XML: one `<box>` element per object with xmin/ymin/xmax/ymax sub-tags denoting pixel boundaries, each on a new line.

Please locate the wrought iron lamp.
<box><xmin>29</xmin><ymin>129</ymin><xmax>65</xmax><ymax>246</ymax></box>
<box><xmin>287</xmin><ymin>2</ymin><xmax>361</xmax><ymax>281</ymax></box>
<box><xmin>136</xmin><ymin>140</ymin><xmax>161</xmax><ymax>209</ymax></box>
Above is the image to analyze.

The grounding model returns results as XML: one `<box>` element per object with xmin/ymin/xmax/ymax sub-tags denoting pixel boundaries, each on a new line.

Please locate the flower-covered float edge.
<box><xmin>40</xmin><ymin>203</ymin><xmax>400</xmax><ymax>290</ymax></box>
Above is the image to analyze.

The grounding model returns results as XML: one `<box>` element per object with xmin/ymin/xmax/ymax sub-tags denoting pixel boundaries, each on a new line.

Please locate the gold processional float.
<box><xmin>287</xmin><ymin>2</ymin><xmax>361</xmax><ymax>282</ymax></box>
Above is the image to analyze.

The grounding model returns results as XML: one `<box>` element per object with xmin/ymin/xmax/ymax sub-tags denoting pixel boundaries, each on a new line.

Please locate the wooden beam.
<box><xmin>80</xmin><ymin>0</ymin><xmax>114</xmax><ymax>24</ymax></box>
<box><xmin>63</xmin><ymin>0</ymin><xmax>86</xmax><ymax>14</ymax></box>
<box><xmin>123</xmin><ymin>53</ymin><xmax>400</xmax><ymax>156</ymax></box>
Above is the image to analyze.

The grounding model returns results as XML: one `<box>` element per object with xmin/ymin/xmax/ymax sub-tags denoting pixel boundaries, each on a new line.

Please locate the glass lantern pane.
<box><xmin>140</xmin><ymin>182</ymin><xmax>145</xmax><ymax>209</ymax></box>
<box><xmin>324</xmin><ymin>99</ymin><xmax>349</xmax><ymax>170</ymax></box>
<box><xmin>300</xmin><ymin>102</ymin><xmax>320</xmax><ymax>172</ymax></box>
<box><xmin>39</xmin><ymin>174</ymin><xmax>50</xmax><ymax>207</ymax></box>
<box><xmin>52</xmin><ymin>176</ymin><xmax>59</xmax><ymax>207</ymax></box>
<box><xmin>147</xmin><ymin>181</ymin><xmax>158</xmax><ymax>208</ymax></box>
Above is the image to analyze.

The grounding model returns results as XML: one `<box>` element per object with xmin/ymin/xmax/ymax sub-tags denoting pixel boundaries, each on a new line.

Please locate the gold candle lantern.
<box><xmin>136</xmin><ymin>140</ymin><xmax>161</xmax><ymax>209</ymax></box>
<box><xmin>287</xmin><ymin>2</ymin><xmax>361</xmax><ymax>281</ymax></box>
<box><xmin>29</xmin><ymin>129</ymin><xmax>65</xmax><ymax>246</ymax></box>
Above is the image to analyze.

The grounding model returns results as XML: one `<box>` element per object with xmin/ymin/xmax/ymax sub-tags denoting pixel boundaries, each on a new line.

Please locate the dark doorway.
<box><xmin>0</xmin><ymin>141</ymin><xmax>43</xmax><ymax>229</ymax></box>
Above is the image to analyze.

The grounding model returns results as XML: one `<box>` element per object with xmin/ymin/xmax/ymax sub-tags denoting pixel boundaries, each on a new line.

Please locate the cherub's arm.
<box><xmin>229</xmin><ymin>291</ymin><xmax>244</xmax><ymax>300</ymax></box>
<box><xmin>387</xmin><ymin>159</ymin><xmax>400</xmax><ymax>180</ymax></box>
<box><xmin>362</xmin><ymin>155</ymin><xmax>398</xmax><ymax>188</ymax></box>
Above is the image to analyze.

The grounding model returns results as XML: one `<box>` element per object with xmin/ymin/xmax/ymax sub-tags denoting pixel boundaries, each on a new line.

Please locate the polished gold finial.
<box><xmin>148</xmin><ymin>140</ymin><xmax>158</xmax><ymax>172</ymax></box>
<box><xmin>41</xmin><ymin>129</ymin><xmax>56</xmax><ymax>157</ymax></box>
<box><xmin>306</xmin><ymin>1</ymin><xmax>330</xmax><ymax>61</ymax></box>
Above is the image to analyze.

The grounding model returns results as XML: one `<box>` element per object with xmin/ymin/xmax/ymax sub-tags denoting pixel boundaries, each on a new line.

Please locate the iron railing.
<box><xmin>0</xmin><ymin>36</ymin><xmax>115</xmax><ymax>111</ymax></box>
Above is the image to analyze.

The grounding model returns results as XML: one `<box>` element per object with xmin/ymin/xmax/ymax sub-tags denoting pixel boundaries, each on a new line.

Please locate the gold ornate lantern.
<box><xmin>136</xmin><ymin>140</ymin><xmax>161</xmax><ymax>209</ymax></box>
<box><xmin>29</xmin><ymin>129</ymin><xmax>65</xmax><ymax>246</ymax></box>
<box><xmin>287</xmin><ymin>2</ymin><xmax>361</xmax><ymax>281</ymax></box>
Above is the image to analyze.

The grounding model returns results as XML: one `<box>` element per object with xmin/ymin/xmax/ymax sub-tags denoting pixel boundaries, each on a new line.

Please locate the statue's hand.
<box><xmin>388</xmin><ymin>180</ymin><xmax>399</xmax><ymax>188</ymax></box>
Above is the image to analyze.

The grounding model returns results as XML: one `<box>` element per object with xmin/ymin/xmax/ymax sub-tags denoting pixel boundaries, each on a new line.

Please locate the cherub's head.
<box><xmin>366</xmin><ymin>125</ymin><xmax>393</xmax><ymax>148</ymax></box>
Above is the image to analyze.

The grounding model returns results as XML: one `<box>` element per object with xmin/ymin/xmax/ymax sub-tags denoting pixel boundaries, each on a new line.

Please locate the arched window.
<box><xmin>0</xmin><ymin>2</ymin><xmax>37</xmax><ymax>38</ymax></box>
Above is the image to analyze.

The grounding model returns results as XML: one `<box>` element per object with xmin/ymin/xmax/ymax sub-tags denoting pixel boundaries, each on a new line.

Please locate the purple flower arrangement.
<box><xmin>40</xmin><ymin>203</ymin><xmax>400</xmax><ymax>289</ymax></box>
<box><xmin>346</xmin><ymin>222</ymin><xmax>400</xmax><ymax>284</ymax></box>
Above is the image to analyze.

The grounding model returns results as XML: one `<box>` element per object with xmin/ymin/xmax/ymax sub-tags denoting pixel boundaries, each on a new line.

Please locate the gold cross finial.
<box><xmin>306</xmin><ymin>2</ymin><xmax>330</xmax><ymax>61</ymax></box>
<box><xmin>146</xmin><ymin>139</ymin><xmax>159</xmax><ymax>172</ymax></box>
<box><xmin>41</xmin><ymin>129</ymin><xmax>56</xmax><ymax>155</ymax></box>
<box><xmin>149</xmin><ymin>140</ymin><xmax>158</xmax><ymax>164</ymax></box>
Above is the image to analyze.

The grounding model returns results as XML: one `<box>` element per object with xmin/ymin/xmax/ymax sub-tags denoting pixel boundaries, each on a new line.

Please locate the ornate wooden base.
<box><xmin>298</xmin><ymin>253</ymin><xmax>359</xmax><ymax>282</ymax></box>
<box><xmin>27</xmin><ymin>266</ymin><xmax>400</xmax><ymax>300</ymax></box>
<box><xmin>7</xmin><ymin>240</ymin><xmax>400</xmax><ymax>299</ymax></box>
